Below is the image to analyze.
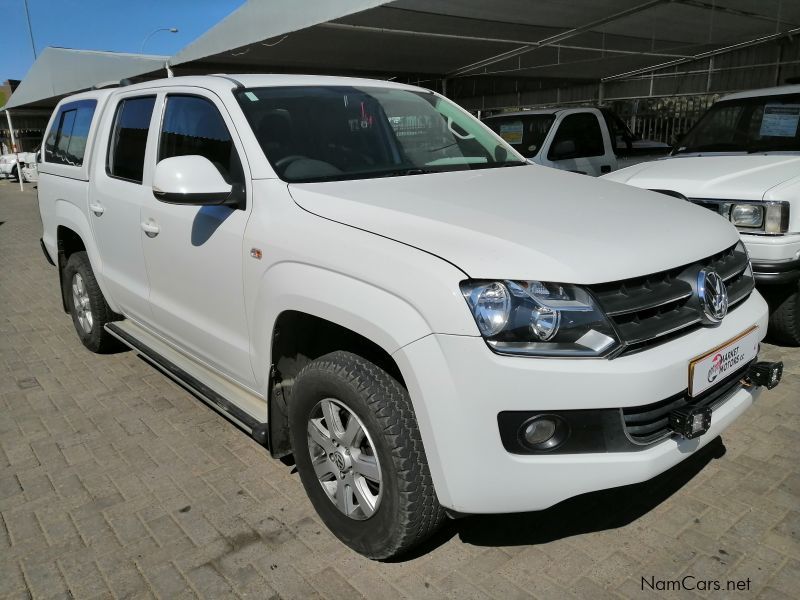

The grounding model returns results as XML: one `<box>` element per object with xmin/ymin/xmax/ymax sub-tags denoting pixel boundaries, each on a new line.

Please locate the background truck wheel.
<box><xmin>63</xmin><ymin>251</ymin><xmax>120</xmax><ymax>353</ymax></box>
<box><xmin>766</xmin><ymin>283</ymin><xmax>800</xmax><ymax>346</ymax></box>
<box><xmin>289</xmin><ymin>350</ymin><xmax>446</xmax><ymax>559</ymax></box>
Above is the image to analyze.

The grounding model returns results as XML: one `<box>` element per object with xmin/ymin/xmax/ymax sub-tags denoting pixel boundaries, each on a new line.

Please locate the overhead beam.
<box><xmin>602</xmin><ymin>25</ymin><xmax>800</xmax><ymax>81</ymax></box>
<box><xmin>674</xmin><ymin>0</ymin><xmax>800</xmax><ymax>28</ymax></box>
<box><xmin>319</xmin><ymin>22</ymin><xmax>691</xmax><ymax>59</ymax></box>
<box><xmin>446</xmin><ymin>0</ymin><xmax>670</xmax><ymax>77</ymax></box>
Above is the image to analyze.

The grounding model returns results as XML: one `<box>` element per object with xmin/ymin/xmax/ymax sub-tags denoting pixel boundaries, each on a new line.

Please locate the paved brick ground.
<box><xmin>1</xmin><ymin>180</ymin><xmax>799</xmax><ymax>599</ymax></box>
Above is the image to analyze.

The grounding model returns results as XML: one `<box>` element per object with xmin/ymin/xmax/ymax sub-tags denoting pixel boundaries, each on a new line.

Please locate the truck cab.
<box><xmin>604</xmin><ymin>85</ymin><xmax>800</xmax><ymax>345</ymax></box>
<box><xmin>483</xmin><ymin>106</ymin><xmax>669</xmax><ymax>176</ymax></box>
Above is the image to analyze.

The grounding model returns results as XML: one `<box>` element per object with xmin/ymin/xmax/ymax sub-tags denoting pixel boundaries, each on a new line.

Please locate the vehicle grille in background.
<box><xmin>621</xmin><ymin>362</ymin><xmax>750</xmax><ymax>443</ymax></box>
<box><xmin>589</xmin><ymin>242</ymin><xmax>754</xmax><ymax>355</ymax></box>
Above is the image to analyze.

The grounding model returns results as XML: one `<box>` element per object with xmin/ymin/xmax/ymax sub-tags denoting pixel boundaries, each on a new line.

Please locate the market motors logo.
<box><xmin>707</xmin><ymin>353</ymin><xmax>723</xmax><ymax>383</ymax></box>
<box><xmin>707</xmin><ymin>347</ymin><xmax>743</xmax><ymax>383</ymax></box>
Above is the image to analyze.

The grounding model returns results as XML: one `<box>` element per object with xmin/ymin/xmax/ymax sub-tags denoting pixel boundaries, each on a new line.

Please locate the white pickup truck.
<box><xmin>0</xmin><ymin>149</ymin><xmax>38</xmax><ymax>182</ymax></box>
<box><xmin>483</xmin><ymin>107</ymin><xmax>670</xmax><ymax>176</ymax></box>
<box><xmin>37</xmin><ymin>74</ymin><xmax>781</xmax><ymax>559</ymax></box>
<box><xmin>605</xmin><ymin>85</ymin><xmax>800</xmax><ymax>345</ymax></box>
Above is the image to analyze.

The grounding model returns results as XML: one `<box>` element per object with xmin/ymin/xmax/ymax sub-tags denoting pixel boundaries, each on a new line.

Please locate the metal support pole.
<box><xmin>5</xmin><ymin>110</ymin><xmax>23</xmax><ymax>191</ymax></box>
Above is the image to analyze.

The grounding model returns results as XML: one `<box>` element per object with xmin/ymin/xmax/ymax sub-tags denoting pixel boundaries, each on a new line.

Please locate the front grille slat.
<box><xmin>590</xmin><ymin>242</ymin><xmax>754</xmax><ymax>355</ymax></box>
<box><xmin>599</xmin><ymin>281</ymin><xmax>693</xmax><ymax>317</ymax></box>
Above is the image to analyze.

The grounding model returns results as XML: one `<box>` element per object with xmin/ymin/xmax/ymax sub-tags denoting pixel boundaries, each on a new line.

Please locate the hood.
<box><xmin>605</xmin><ymin>155</ymin><xmax>800</xmax><ymax>201</ymax></box>
<box><xmin>289</xmin><ymin>165</ymin><xmax>739</xmax><ymax>284</ymax></box>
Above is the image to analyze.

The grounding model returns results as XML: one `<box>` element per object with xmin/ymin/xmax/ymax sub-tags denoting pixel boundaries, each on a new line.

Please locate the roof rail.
<box><xmin>91</xmin><ymin>80</ymin><xmax>119</xmax><ymax>90</ymax></box>
<box><xmin>209</xmin><ymin>74</ymin><xmax>244</xmax><ymax>89</ymax></box>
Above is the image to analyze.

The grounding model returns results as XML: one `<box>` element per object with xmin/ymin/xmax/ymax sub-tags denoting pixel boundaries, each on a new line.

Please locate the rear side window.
<box><xmin>158</xmin><ymin>95</ymin><xmax>243</xmax><ymax>184</ymax></box>
<box><xmin>44</xmin><ymin>99</ymin><xmax>97</xmax><ymax>166</ymax></box>
<box><xmin>548</xmin><ymin>113</ymin><xmax>605</xmax><ymax>160</ymax></box>
<box><xmin>107</xmin><ymin>96</ymin><xmax>157</xmax><ymax>183</ymax></box>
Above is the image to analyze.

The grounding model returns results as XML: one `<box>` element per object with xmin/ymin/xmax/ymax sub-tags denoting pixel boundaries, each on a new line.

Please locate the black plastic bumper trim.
<box><xmin>752</xmin><ymin>258</ymin><xmax>800</xmax><ymax>285</ymax></box>
<box><xmin>40</xmin><ymin>238</ymin><xmax>55</xmax><ymax>266</ymax></box>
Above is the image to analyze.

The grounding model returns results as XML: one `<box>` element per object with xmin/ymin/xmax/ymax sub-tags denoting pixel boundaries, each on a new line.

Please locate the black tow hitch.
<box><xmin>745</xmin><ymin>361</ymin><xmax>784</xmax><ymax>390</ymax></box>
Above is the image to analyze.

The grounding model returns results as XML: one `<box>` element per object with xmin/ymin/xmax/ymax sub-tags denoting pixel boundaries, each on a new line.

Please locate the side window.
<box><xmin>158</xmin><ymin>95</ymin><xmax>243</xmax><ymax>184</ymax></box>
<box><xmin>107</xmin><ymin>96</ymin><xmax>156</xmax><ymax>183</ymax></box>
<box><xmin>548</xmin><ymin>113</ymin><xmax>605</xmax><ymax>160</ymax></box>
<box><xmin>43</xmin><ymin>99</ymin><xmax>97</xmax><ymax>166</ymax></box>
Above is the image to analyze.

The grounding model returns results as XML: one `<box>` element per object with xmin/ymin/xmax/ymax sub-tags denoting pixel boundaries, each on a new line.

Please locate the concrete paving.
<box><xmin>1</xmin><ymin>180</ymin><xmax>798</xmax><ymax>599</ymax></box>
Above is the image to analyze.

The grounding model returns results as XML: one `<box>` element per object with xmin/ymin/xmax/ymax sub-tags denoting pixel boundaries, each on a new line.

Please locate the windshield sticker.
<box><xmin>499</xmin><ymin>121</ymin><xmax>523</xmax><ymax>145</ymax></box>
<box><xmin>244</xmin><ymin>91</ymin><xmax>259</xmax><ymax>102</ymax></box>
<box><xmin>759</xmin><ymin>104</ymin><xmax>800</xmax><ymax>137</ymax></box>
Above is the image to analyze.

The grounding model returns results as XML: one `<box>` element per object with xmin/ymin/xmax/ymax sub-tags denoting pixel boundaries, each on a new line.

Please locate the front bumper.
<box><xmin>743</xmin><ymin>233</ymin><xmax>800</xmax><ymax>285</ymax></box>
<box><xmin>393</xmin><ymin>292</ymin><xmax>769</xmax><ymax>514</ymax></box>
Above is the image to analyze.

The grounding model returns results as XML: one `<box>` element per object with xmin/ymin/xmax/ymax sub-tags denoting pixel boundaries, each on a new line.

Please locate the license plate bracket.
<box><xmin>688</xmin><ymin>326</ymin><xmax>759</xmax><ymax>397</ymax></box>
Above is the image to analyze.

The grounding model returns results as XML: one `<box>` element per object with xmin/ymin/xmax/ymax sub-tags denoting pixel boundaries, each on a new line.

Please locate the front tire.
<box><xmin>63</xmin><ymin>252</ymin><xmax>120</xmax><ymax>353</ymax></box>
<box><xmin>289</xmin><ymin>351</ymin><xmax>445</xmax><ymax>559</ymax></box>
<box><xmin>766</xmin><ymin>283</ymin><xmax>800</xmax><ymax>346</ymax></box>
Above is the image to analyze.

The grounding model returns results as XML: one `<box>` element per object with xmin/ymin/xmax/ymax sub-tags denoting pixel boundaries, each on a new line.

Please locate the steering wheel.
<box><xmin>274</xmin><ymin>155</ymin><xmax>307</xmax><ymax>170</ymax></box>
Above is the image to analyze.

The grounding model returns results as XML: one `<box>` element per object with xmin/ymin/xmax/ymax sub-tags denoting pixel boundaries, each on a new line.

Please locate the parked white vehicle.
<box><xmin>605</xmin><ymin>85</ymin><xmax>800</xmax><ymax>345</ymax></box>
<box><xmin>38</xmin><ymin>75</ymin><xmax>781</xmax><ymax>559</ymax></box>
<box><xmin>483</xmin><ymin>107</ymin><xmax>670</xmax><ymax>176</ymax></box>
<box><xmin>0</xmin><ymin>150</ymin><xmax>38</xmax><ymax>182</ymax></box>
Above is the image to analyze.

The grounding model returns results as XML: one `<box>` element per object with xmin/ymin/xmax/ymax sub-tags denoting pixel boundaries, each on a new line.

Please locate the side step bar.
<box><xmin>105</xmin><ymin>321</ymin><xmax>269</xmax><ymax>445</ymax></box>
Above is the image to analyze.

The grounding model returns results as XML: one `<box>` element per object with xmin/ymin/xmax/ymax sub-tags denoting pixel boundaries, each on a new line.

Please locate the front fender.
<box><xmin>250</xmin><ymin>261</ymin><xmax>432</xmax><ymax>390</ymax></box>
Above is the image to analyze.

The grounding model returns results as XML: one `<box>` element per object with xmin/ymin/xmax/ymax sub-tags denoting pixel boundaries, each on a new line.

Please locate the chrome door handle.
<box><xmin>88</xmin><ymin>203</ymin><xmax>105</xmax><ymax>216</ymax></box>
<box><xmin>141</xmin><ymin>220</ymin><xmax>160</xmax><ymax>237</ymax></box>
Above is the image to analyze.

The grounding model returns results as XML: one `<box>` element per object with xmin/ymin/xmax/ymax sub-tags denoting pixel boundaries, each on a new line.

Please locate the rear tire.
<box><xmin>289</xmin><ymin>351</ymin><xmax>445</xmax><ymax>559</ymax></box>
<box><xmin>766</xmin><ymin>283</ymin><xmax>800</xmax><ymax>346</ymax></box>
<box><xmin>63</xmin><ymin>251</ymin><xmax>120</xmax><ymax>353</ymax></box>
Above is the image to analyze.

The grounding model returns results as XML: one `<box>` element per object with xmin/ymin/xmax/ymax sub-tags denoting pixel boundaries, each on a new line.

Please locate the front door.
<box><xmin>543</xmin><ymin>112</ymin><xmax>617</xmax><ymax>176</ymax></box>
<box><xmin>140</xmin><ymin>90</ymin><xmax>256</xmax><ymax>388</ymax></box>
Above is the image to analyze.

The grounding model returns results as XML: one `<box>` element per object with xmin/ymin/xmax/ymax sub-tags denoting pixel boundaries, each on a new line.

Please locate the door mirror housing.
<box><xmin>152</xmin><ymin>155</ymin><xmax>235</xmax><ymax>206</ymax></box>
<box><xmin>550</xmin><ymin>139</ymin><xmax>577</xmax><ymax>160</ymax></box>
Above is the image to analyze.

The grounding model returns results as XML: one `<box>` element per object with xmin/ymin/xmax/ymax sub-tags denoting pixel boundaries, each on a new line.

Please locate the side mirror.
<box><xmin>551</xmin><ymin>139</ymin><xmax>577</xmax><ymax>160</ymax></box>
<box><xmin>152</xmin><ymin>155</ymin><xmax>234</xmax><ymax>206</ymax></box>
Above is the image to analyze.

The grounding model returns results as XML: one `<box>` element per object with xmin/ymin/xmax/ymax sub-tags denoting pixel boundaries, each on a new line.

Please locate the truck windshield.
<box><xmin>675</xmin><ymin>93</ymin><xmax>800</xmax><ymax>154</ymax></box>
<box><xmin>235</xmin><ymin>86</ymin><xmax>525</xmax><ymax>182</ymax></box>
<box><xmin>483</xmin><ymin>114</ymin><xmax>556</xmax><ymax>158</ymax></box>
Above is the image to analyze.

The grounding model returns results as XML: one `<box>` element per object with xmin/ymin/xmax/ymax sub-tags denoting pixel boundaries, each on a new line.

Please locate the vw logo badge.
<box><xmin>697</xmin><ymin>269</ymin><xmax>728</xmax><ymax>324</ymax></box>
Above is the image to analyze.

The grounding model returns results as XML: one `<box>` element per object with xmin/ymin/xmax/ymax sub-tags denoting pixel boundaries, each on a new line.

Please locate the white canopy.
<box><xmin>3</xmin><ymin>47</ymin><xmax>168</xmax><ymax>110</ymax></box>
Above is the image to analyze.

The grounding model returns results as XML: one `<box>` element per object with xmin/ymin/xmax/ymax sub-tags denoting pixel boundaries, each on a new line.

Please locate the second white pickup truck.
<box><xmin>483</xmin><ymin>107</ymin><xmax>670</xmax><ymax>176</ymax></box>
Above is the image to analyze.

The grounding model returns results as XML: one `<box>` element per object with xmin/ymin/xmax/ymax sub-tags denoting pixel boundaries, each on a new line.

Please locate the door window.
<box><xmin>548</xmin><ymin>113</ymin><xmax>605</xmax><ymax>160</ymax></box>
<box><xmin>158</xmin><ymin>95</ymin><xmax>243</xmax><ymax>185</ymax></box>
<box><xmin>44</xmin><ymin>99</ymin><xmax>97</xmax><ymax>166</ymax></box>
<box><xmin>107</xmin><ymin>96</ymin><xmax>157</xmax><ymax>183</ymax></box>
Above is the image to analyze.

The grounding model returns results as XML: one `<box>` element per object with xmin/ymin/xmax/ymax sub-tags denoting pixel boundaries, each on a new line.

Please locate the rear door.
<box><xmin>540</xmin><ymin>111</ymin><xmax>617</xmax><ymax>176</ymax></box>
<box><xmin>88</xmin><ymin>91</ymin><xmax>159</xmax><ymax>323</ymax></box>
<box><xmin>139</xmin><ymin>89</ymin><xmax>256</xmax><ymax>388</ymax></box>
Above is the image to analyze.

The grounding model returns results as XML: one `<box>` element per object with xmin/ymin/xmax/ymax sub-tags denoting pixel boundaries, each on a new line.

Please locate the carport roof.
<box><xmin>3</xmin><ymin>47</ymin><xmax>168</xmax><ymax>110</ymax></box>
<box><xmin>170</xmin><ymin>0</ymin><xmax>800</xmax><ymax>81</ymax></box>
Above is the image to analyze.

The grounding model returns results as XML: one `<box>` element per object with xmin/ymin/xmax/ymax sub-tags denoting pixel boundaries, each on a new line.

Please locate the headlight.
<box><xmin>460</xmin><ymin>280</ymin><xmax>619</xmax><ymax>357</ymax></box>
<box><xmin>721</xmin><ymin>201</ymin><xmax>789</xmax><ymax>234</ymax></box>
<box><xmin>730</xmin><ymin>204</ymin><xmax>763</xmax><ymax>228</ymax></box>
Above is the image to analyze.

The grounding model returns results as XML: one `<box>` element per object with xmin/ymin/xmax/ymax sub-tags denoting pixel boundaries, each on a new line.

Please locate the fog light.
<box><xmin>669</xmin><ymin>406</ymin><xmax>712</xmax><ymax>439</ymax></box>
<box><xmin>747</xmin><ymin>361</ymin><xmax>783</xmax><ymax>389</ymax></box>
<box><xmin>518</xmin><ymin>415</ymin><xmax>567</xmax><ymax>450</ymax></box>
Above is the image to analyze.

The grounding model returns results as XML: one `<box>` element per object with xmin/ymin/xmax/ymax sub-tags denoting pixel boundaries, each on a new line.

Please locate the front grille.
<box><xmin>621</xmin><ymin>361</ymin><xmax>751</xmax><ymax>443</ymax></box>
<box><xmin>589</xmin><ymin>242</ymin><xmax>754</xmax><ymax>355</ymax></box>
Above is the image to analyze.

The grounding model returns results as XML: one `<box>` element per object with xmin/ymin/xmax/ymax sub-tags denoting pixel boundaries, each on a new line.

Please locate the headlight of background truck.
<box><xmin>460</xmin><ymin>280</ymin><xmax>619</xmax><ymax>357</ymax></box>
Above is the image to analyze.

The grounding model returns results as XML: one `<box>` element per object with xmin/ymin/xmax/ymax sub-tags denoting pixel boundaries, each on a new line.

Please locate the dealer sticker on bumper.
<box><xmin>689</xmin><ymin>326</ymin><xmax>759</xmax><ymax>397</ymax></box>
